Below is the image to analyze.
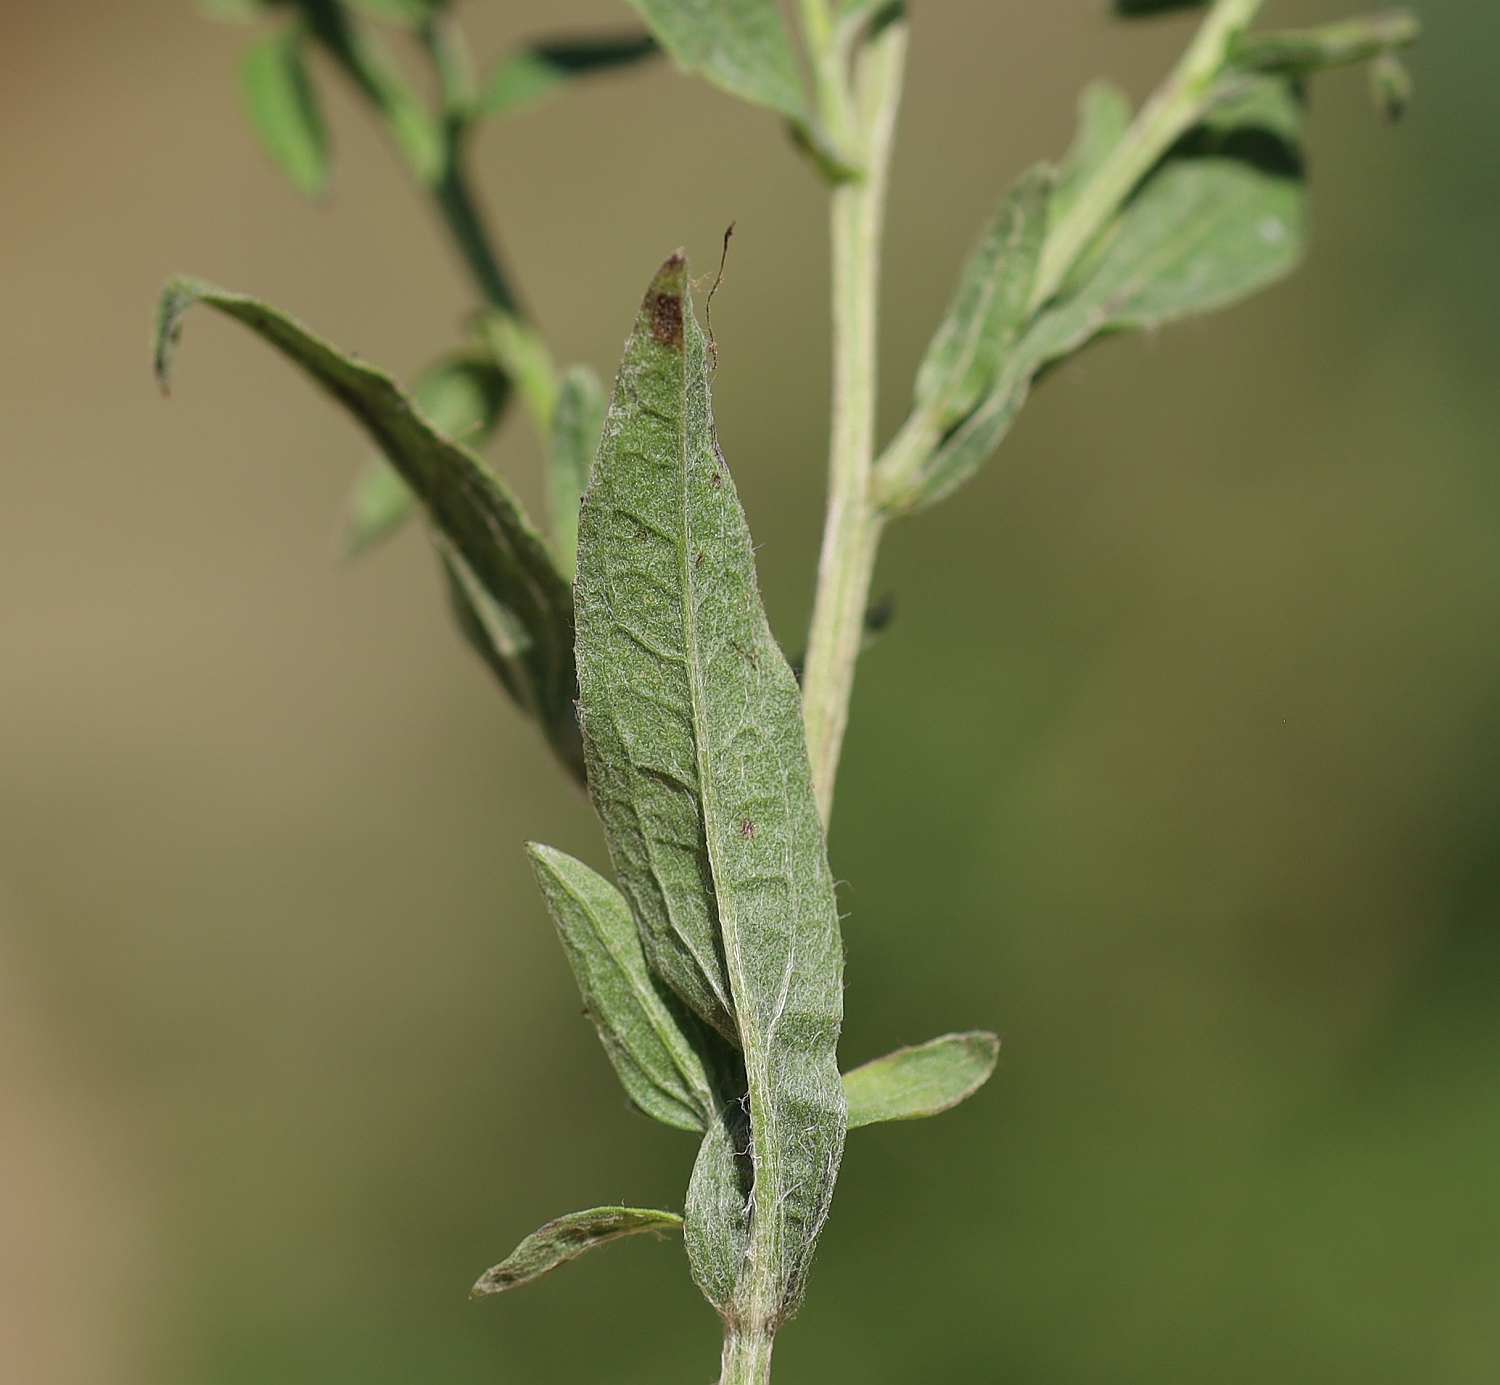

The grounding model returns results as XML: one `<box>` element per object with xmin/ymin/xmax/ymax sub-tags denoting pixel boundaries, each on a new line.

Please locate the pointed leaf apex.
<box><xmin>641</xmin><ymin>253</ymin><xmax>691</xmax><ymax>351</ymax></box>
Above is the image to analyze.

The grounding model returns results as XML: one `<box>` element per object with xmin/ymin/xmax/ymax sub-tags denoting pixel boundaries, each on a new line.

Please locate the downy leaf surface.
<box><xmin>344</xmin><ymin>347</ymin><xmax>510</xmax><ymax>556</ymax></box>
<box><xmin>912</xmin><ymin>165</ymin><xmax>1052</xmax><ymax>434</ymax></box>
<box><xmin>471</xmin><ymin>1207</ymin><xmax>683</xmax><ymax>1296</ymax></box>
<box><xmin>240</xmin><ymin>26</ymin><xmax>329</xmax><ymax>196</ymax></box>
<box><xmin>883</xmin><ymin>75</ymin><xmax>1305</xmax><ymax>514</ymax></box>
<box><xmin>527</xmin><ymin>843</ymin><xmax>717</xmax><ymax>1133</ymax></box>
<box><xmin>547</xmin><ymin>366</ymin><xmax>605</xmax><ymax>579</ymax></box>
<box><xmin>154</xmin><ymin>279</ymin><xmax>583</xmax><ymax>781</ymax></box>
<box><xmin>623</xmin><ymin>0</ymin><xmax>807</xmax><ymax>120</ymax></box>
<box><xmin>575</xmin><ymin>253</ymin><xmax>846</xmax><ymax>1323</ymax></box>
<box><xmin>844</xmin><ymin>1032</ymin><xmax>1000</xmax><ymax>1129</ymax></box>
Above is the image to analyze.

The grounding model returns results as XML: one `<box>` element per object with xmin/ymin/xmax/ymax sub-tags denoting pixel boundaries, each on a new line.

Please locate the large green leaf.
<box><xmin>344</xmin><ymin>347</ymin><xmax>510</xmax><ymax>556</ymax></box>
<box><xmin>478</xmin><ymin>34</ymin><xmax>660</xmax><ymax>116</ymax></box>
<box><xmin>154</xmin><ymin>279</ymin><xmax>583</xmax><ymax>782</ymax></box>
<box><xmin>878</xmin><ymin>75</ymin><xmax>1306</xmax><ymax>515</ymax></box>
<box><xmin>470</xmin><ymin>1207</ymin><xmax>683</xmax><ymax>1297</ymax></box>
<box><xmin>844</xmin><ymin>1032</ymin><xmax>1000</xmax><ymax>1129</ymax></box>
<box><xmin>528</xmin><ymin>844</ymin><xmax>717</xmax><ymax>1133</ymax></box>
<box><xmin>575</xmin><ymin>253</ymin><xmax>846</xmax><ymax>1323</ymax></box>
<box><xmin>623</xmin><ymin>0</ymin><xmax>807</xmax><ymax>120</ymax></box>
<box><xmin>240</xmin><ymin>25</ymin><xmax>329</xmax><ymax>196</ymax></box>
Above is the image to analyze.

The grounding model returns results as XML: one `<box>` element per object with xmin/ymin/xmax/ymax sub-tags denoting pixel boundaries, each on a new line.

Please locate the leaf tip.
<box><xmin>640</xmin><ymin>251</ymin><xmax>689</xmax><ymax>352</ymax></box>
<box><xmin>153</xmin><ymin>276</ymin><xmax>210</xmax><ymax>396</ymax></box>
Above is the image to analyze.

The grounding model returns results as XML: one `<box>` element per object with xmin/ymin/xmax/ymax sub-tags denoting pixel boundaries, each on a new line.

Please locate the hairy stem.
<box><xmin>800</xmin><ymin>20</ymin><xmax>907</xmax><ymax>824</ymax></box>
<box><xmin>719</xmin><ymin>1325</ymin><xmax>776</xmax><ymax>1385</ymax></box>
<box><xmin>1029</xmin><ymin>0</ymin><xmax>1267</xmax><ymax>311</ymax></box>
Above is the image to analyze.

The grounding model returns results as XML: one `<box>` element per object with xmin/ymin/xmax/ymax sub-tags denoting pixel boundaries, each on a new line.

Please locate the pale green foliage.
<box><xmin>167</xmin><ymin>3</ymin><xmax>1422</xmax><ymax>1380</ymax></box>
<box><xmin>153</xmin><ymin>280</ymin><xmax>583</xmax><ymax>783</ymax></box>
<box><xmin>478</xmin><ymin>37</ymin><xmax>660</xmax><ymax>117</ymax></box>
<box><xmin>344</xmin><ymin>348</ymin><xmax>509</xmax><ymax>556</ymax></box>
<box><xmin>844</xmin><ymin>1033</ymin><xmax>1001</xmax><ymax>1129</ymax></box>
<box><xmin>877</xmin><ymin>74</ymin><xmax>1308</xmax><ymax>515</ymax></box>
<box><xmin>527</xmin><ymin>844</ymin><xmax>717</xmax><ymax>1134</ymax></box>
<box><xmin>546</xmin><ymin>367</ymin><xmax>605</xmax><ymax>579</ymax></box>
<box><xmin>240</xmin><ymin>25</ymin><xmax>328</xmax><ymax>195</ymax></box>
<box><xmin>575</xmin><ymin>256</ymin><xmax>846</xmax><ymax>1326</ymax></box>
<box><xmin>912</xmin><ymin>166</ymin><xmax>1052</xmax><ymax>435</ymax></box>
<box><xmin>471</xmin><ymin>1208</ymin><xmax>683</xmax><ymax>1297</ymax></box>
<box><xmin>624</xmin><ymin>0</ymin><xmax>807</xmax><ymax>120</ymax></box>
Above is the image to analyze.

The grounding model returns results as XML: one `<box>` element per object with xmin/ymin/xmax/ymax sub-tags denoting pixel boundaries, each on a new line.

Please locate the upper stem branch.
<box><xmin>800</xmin><ymin>21</ymin><xmax>908</xmax><ymax>825</ymax></box>
<box><xmin>1029</xmin><ymin>0</ymin><xmax>1267</xmax><ymax>311</ymax></box>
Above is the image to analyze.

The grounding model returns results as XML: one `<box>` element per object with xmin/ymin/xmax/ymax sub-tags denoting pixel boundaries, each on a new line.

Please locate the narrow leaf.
<box><xmin>844</xmin><ymin>1032</ymin><xmax>1000</xmax><ymax>1129</ymax></box>
<box><xmin>481</xmin><ymin>311</ymin><xmax>558</xmax><ymax>437</ymax></box>
<box><xmin>576</xmin><ymin>252</ymin><xmax>846</xmax><ymax>1322</ymax></box>
<box><xmin>684</xmin><ymin>1100</ymin><xmax>753</xmax><ymax>1312</ymax></box>
<box><xmin>623</xmin><ymin>0</ymin><xmax>807</xmax><ymax>120</ymax></box>
<box><xmin>154</xmin><ymin>279</ymin><xmax>583</xmax><ymax>782</ymax></box>
<box><xmin>240</xmin><ymin>27</ymin><xmax>329</xmax><ymax>196</ymax></box>
<box><xmin>879</xmin><ymin>75</ymin><xmax>1306</xmax><ymax>515</ymax></box>
<box><xmin>1052</xmin><ymin>82</ymin><xmax>1132</xmax><ymax>227</ymax></box>
<box><xmin>478</xmin><ymin>35</ymin><xmax>659</xmax><ymax>116</ymax></box>
<box><xmin>528</xmin><ymin>843</ymin><xmax>717</xmax><ymax>1133</ymax></box>
<box><xmin>291</xmin><ymin>0</ymin><xmax>443</xmax><ymax>183</ymax></box>
<box><xmin>547</xmin><ymin>367</ymin><xmax>605</xmax><ymax>579</ymax></box>
<box><xmin>470</xmin><ymin>1207</ymin><xmax>683</xmax><ymax>1297</ymax></box>
<box><xmin>345</xmin><ymin>349</ymin><xmax>510</xmax><ymax>556</ymax></box>
<box><xmin>913</xmin><ymin>165</ymin><xmax>1052</xmax><ymax>433</ymax></box>
<box><xmin>1232</xmin><ymin>11</ymin><xmax>1420</xmax><ymax>76</ymax></box>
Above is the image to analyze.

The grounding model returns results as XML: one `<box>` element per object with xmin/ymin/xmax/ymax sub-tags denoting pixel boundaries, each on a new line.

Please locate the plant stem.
<box><xmin>719</xmin><ymin>1325</ymin><xmax>776</xmax><ymax>1385</ymax></box>
<box><xmin>800</xmin><ymin>19</ymin><xmax>907</xmax><ymax>825</ymax></box>
<box><xmin>1029</xmin><ymin>0</ymin><xmax>1267</xmax><ymax>312</ymax></box>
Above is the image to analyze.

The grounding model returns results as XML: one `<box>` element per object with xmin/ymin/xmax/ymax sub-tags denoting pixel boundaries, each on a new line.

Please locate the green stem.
<box><xmin>1029</xmin><ymin>0</ymin><xmax>1267</xmax><ymax>313</ymax></box>
<box><xmin>800</xmin><ymin>20</ymin><xmax>907</xmax><ymax>824</ymax></box>
<box><xmin>719</xmin><ymin>1325</ymin><xmax>776</xmax><ymax>1385</ymax></box>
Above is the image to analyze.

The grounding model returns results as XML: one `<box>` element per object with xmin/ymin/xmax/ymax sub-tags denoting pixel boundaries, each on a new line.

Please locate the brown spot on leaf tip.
<box><xmin>651</xmin><ymin>291</ymin><xmax>684</xmax><ymax>350</ymax></box>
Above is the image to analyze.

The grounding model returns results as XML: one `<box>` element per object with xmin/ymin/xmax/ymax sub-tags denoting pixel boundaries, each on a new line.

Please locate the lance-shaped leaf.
<box><xmin>240</xmin><ymin>25</ymin><xmax>329</xmax><ymax>196</ymax></box>
<box><xmin>289</xmin><ymin>0</ymin><xmax>443</xmax><ymax>183</ymax></box>
<box><xmin>623</xmin><ymin>0</ymin><xmax>807</xmax><ymax>121</ymax></box>
<box><xmin>844</xmin><ymin>1032</ymin><xmax>1000</xmax><ymax>1129</ymax></box>
<box><xmin>684</xmin><ymin>1097</ymin><xmax>753</xmax><ymax>1313</ymax></box>
<box><xmin>877</xmin><ymin>75</ymin><xmax>1306</xmax><ymax>515</ymax></box>
<box><xmin>344</xmin><ymin>347</ymin><xmax>510</xmax><ymax>556</ymax></box>
<box><xmin>1051</xmin><ymin>82</ymin><xmax>1132</xmax><ymax>227</ymax></box>
<box><xmin>470</xmin><ymin>1207</ymin><xmax>683</xmax><ymax>1297</ymax></box>
<box><xmin>479</xmin><ymin>34</ymin><xmax>660</xmax><ymax>116</ymax></box>
<box><xmin>576</xmin><ymin>253</ymin><xmax>846</xmax><ymax>1322</ymax></box>
<box><xmin>154</xmin><ymin>279</ymin><xmax>583</xmax><ymax>782</ymax></box>
<box><xmin>528</xmin><ymin>843</ymin><xmax>716</xmax><ymax>1133</ymax></box>
<box><xmin>547</xmin><ymin>366</ymin><xmax>605</xmax><ymax>579</ymax></box>
<box><xmin>913</xmin><ymin>165</ymin><xmax>1052</xmax><ymax>434</ymax></box>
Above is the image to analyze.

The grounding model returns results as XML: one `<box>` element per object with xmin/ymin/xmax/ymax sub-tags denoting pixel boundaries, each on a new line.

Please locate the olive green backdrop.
<box><xmin>1</xmin><ymin>1</ymin><xmax>1496</xmax><ymax>1382</ymax></box>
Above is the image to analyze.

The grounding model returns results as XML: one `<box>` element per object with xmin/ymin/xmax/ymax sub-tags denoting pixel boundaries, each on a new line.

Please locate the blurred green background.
<box><xmin>1</xmin><ymin>1</ymin><xmax>1497</xmax><ymax>1382</ymax></box>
